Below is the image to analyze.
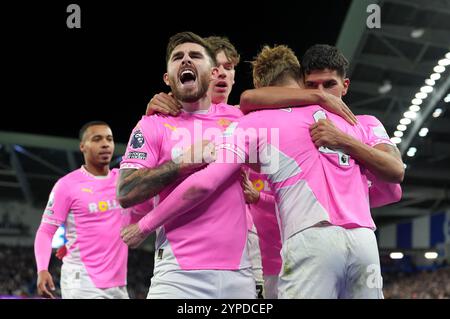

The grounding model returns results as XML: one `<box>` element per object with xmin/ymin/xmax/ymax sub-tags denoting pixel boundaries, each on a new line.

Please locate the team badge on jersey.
<box><xmin>217</xmin><ymin>118</ymin><xmax>232</xmax><ymax>128</ymax></box>
<box><xmin>130</xmin><ymin>129</ymin><xmax>145</xmax><ymax>149</ymax></box>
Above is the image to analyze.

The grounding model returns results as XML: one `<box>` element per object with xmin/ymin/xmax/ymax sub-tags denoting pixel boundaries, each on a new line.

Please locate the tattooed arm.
<box><xmin>117</xmin><ymin>140</ymin><xmax>213</xmax><ymax>208</ymax></box>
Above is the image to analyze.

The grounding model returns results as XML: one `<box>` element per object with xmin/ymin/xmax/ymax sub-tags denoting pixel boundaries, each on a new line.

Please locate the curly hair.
<box><xmin>251</xmin><ymin>45</ymin><xmax>302</xmax><ymax>88</ymax></box>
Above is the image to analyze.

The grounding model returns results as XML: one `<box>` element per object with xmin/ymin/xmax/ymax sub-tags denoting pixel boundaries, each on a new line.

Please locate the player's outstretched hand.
<box><xmin>37</xmin><ymin>270</ymin><xmax>56</xmax><ymax>299</ymax></box>
<box><xmin>121</xmin><ymin>224</ymin><xmax>147</xmax><ymax>249</ymax></box>
<box><xmin>146</xmin><ymin>92</ymin><xmax>182</xmax><ymax>116</ymax></box>
<box><xmin>319</xmin><ymin>91</ymin><xmax>357</xmax><ymax>125</ymax></box>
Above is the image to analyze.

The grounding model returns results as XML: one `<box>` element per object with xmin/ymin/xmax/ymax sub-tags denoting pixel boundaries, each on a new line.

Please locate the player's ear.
<box><xmin>163</xmin><ymin>73</ymin><xmax>170</xmax><ymax>86</ymax></box>
<box><xmin>342</xmin><ymin>78</ymin><xmax>350</xmax><ymax>96</ymax></box>
<box><xmin>79</xmin><ymin>141</ymin><xmax>85</xmax><ymax>153</ymax></box>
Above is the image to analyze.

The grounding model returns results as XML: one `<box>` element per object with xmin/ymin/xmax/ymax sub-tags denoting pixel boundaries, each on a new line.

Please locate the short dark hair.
<box><xmin>205</xmin><ymin>36</ymin><xmax>240</xmax><ymax>66</ymax></box>
<box><xmin>301</xmin><ymin>44</ymin><xmax>349</xmax><ymax>78</ymax></box>
<box><xmin>79</xmin><ymin>121</ymin><xmax>110</xmax><ymax>141</ymax></box>
<box><xmin>166</xmin><ymin>31</ymin><xmax>216</xmax><ymax>66</ymax></box>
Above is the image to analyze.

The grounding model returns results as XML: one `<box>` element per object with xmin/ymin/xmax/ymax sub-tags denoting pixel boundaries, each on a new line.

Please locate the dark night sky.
<box><xmin>2</xmin><ymin>1</ymin><xmax>351</xmax><ymax>143</ymax></box>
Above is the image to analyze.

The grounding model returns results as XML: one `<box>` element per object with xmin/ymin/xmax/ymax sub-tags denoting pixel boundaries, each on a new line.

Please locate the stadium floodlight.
<box><xmin>404</xmin><ymin>111</ymin><xmax>418</xmax><ymax>119</ymax></box>
<box><xmin>400</xmin><ymin>118</ymin><xmax>412</xmax><ymax>125</ymax></box>
<box><xmin>394</xmin><ymin>131</ymin><xmax>403</xmax><ymax>138</ymax></box>
<box><xmin>418</xmin><ymin>128</ymin><xmax>429</xmax><ymax>137</ymax></box>
<box><xmin>403</xmin><ymin>163</ymin><xmax>407</xmax><ymax>169</ymax></box>
<box><xmin>415</xmin><ymin>92</ymin><xmax>427</xmax><ymax>100</ymax></box>
<box><xmin>425</xmin><ymin>79</ymin><xmax>435</xmax><ymax>86</ymax></box>
<box><xmin>432</xmin><ymin>108</ymin><xmax>443</xmax><ymax>118</ymax></box>
<box><xmin>446</xmin><ymin>52</ymin><xmax>450</xmax><ymax>59</ymax></box>
<box><xmin>410</xmin><ymin>28</ymin><xmax>424</xmax><ymax>38</ymax></box>
<box><xmin>378</xmin><ymin>80</ymin><xmax>392</xmax><ymax>94</ymax></box>
<box><xmin>424</xmin><ymin>252</ymin><xmax>438</xmax><ymax>259</ymax></box>
<box><xmin>438</xmin><ymin>59</ymin><xmax>450</xmax><ymax>67</ymax></box>
<box><xmin>430</xmin><ymin>73</ymin><xmax>441</xmax><ymax>81</ymax></box>
<box><xmin>411</xmin><ymin>98</ymin><xmax>423</xmax><ymax>105</ymax></box>
<box><xmin>420</xmin><ymin>86</ymin><xmax>433</xmax><ymax>94</ymax></box>
<box><xmin>409</xmin><ymin>105</ymin><xmax>421</xmax><ymax>112</ymax></box>
<box><xmin>391</xmin><ymin>137</ymin><xmax>402</xmax><ymax>144</ymax></box>
<box><xmin>407</xmin><ymin>147</ymin><xmax>417</xmax><ymax>157</ymax></box>
<box><xmin>433</xmin><ymin>65</ymin><xmax>446</xmax><ymax>73</ymax></box>
<box><xmin>390</xmin><ymin>252</ymin><xmax>404</xmax><ymax>260</ymax></box>
<box><xmin>444</xmin><ymin>94</ymin><xmax>450</xmax><ymax>103</ymax></box>
<box><xmin>397</xmin><ymin>124</ymin><xmax>407</xmax><ymax>131</ymax></box>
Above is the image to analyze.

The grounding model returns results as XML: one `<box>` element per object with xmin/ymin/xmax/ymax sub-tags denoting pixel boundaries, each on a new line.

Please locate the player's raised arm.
<box><xmin>240</xmin><ymin>87</ymin><xmax>356</xmax><ymax>124</ymax></box>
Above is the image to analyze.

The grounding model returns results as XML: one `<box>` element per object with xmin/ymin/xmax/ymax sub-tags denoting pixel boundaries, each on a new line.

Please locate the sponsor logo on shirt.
<box><xmin>81</xmin><ymin>188</ymin><xmax>93</xmax><ymax>194</ymax></box>
<box><xmin>88</xmin><ymin>199</ymin><xmax>122</xmax><ymax>213</ymax></box>
<box><xmin>127</xmin><ymin>151</ymin><xmax>147</xmax><ymax>160</ymax></box>
<box><xmin>252</xmin><ymin>179</ymin><xmax>264</xmax><ymax>191</ymax></box>
<box><xmin>130</xmin><ymin>129</ymin><xmax>145</xmax><ymax>149</ymax></box>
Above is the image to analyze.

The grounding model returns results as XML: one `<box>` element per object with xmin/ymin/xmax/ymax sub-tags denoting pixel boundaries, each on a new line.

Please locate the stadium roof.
<box><xmin>1</xmin><ymin>0</ymin><xmax>449</xmax><ymax>229</ymax></box>
<box><xmin>0</xmin><ymin>131</ymin><xmax>125</xmax><ymax>207</ymax></box>
<box><xmin>337</xmin><ymin>0</ymin><xmax>450</xmax><ymax>225</ymax></box>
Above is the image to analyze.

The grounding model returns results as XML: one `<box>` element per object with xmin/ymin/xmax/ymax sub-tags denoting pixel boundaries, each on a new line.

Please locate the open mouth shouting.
<box><xmin>179</xmin><ymin>67</ymin><xmax>197</xmax><ymax>89</ymax></box>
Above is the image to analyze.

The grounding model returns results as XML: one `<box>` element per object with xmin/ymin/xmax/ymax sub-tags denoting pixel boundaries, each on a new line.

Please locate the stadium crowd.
<box><xmin>0</xmin><ymin>244</ymin><xmax>153</xmax><ymax>298</ymax></box>
<box><xmin>1</xmin><ymin>244</ymin><xmax>449</xmax><ymax>299</ymax></box>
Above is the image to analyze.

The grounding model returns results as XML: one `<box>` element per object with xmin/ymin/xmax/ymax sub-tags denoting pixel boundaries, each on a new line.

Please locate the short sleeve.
<box><xmin>41</xmin><ymin>179</ymin><xmax>72</xmax><ymax>227</ymax></box>
<box><xmin>358</xmin><ymin>115</ymin><xmax>395</xmax><ymax>148</ymax></box>
<box><xmin>120</xmin><ymin>116</ymin><xmax>161</xmax><ymax>170</ymax></box>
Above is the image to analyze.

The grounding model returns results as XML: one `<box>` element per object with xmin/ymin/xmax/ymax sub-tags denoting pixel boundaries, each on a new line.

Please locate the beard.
<box><xmin>169</xmin><ymin>71</ymin><xmax>211</xmax><ymax>103</ymax></box>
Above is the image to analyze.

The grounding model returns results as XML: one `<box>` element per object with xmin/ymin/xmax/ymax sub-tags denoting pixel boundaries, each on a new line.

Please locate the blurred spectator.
<box><xmin>383</xmin><ymin>267</ymin><xmax>450</xmax><ymax>299</ymax></box>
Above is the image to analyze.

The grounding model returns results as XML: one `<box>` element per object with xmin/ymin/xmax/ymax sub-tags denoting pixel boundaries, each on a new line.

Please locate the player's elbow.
<box><xmin>117</xmin><ymin>196</ymin><xmax>131</xmax><ymax>208</ymax></box>
<box><xmin>117</xmin><ymin>186</ymin><xmax>133</xmax><ymax>208</ymax></box>
<box><xmin>183</xmin><ymin>184</ymin><xmax>215</xmax><ymax>201</ymax></box>
<box><xmin>392</xmin><ymin>184</ymin><xmax>403</xmax><ymax>202</ymax></box>
<box><xmin>239</xmin><ymin>90</ymin><xmax>256</xmax><ymax>114</ymax></box>
<box><xmin>391</xmin><ymin>163</ymin><xmax>405</xmax><ymax>184</ymax></box>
